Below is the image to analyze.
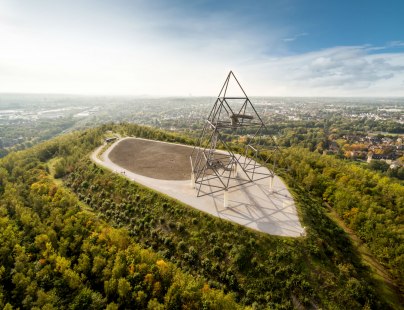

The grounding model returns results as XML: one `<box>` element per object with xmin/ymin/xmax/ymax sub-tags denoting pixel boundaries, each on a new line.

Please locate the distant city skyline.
<box><xmin>1</xmin><ymin>0</ymin><xmax>404</xmax><ymax>97</ymax></box>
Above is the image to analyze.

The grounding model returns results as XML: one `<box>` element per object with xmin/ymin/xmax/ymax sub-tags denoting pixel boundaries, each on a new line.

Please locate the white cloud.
<box><xmin>0</xmin><ymin>1</ymin><xmax>403</xmax><ymax>97</ymax></box>
<box><xmin>282</xmin><ymin>32</ymin><xmax>308</xmax><ymax>43</ymax></box>
<box><xmin>389</xmin><ymin>41</ymin><xmax>404</xmax><ymax>48</ymax></box>
<box><xmin>0</xmin><ymin>0</ymin><xmax>287</xmax><ymax>95</ymax></box>
<box><xmin>244</xmin><ymin>46</ymin><xmax>404</xmax><ymax>96</ymax></box>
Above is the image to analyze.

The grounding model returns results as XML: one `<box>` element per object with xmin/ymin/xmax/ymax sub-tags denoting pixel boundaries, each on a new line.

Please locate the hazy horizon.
<box><xmin>1</xmin><ymin>92</ymin><xmax>404</xmax><ymax>100</ymax></box>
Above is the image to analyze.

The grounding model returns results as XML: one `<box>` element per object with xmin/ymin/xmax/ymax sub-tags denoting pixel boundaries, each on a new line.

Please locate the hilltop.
<box><xmin>0</xmin><ymin>123</ymin><xmax>402</xmax><ymax>309</ymax></box>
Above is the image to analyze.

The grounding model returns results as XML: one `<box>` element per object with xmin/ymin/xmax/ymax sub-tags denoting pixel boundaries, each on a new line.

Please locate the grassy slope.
<box><xmin>324</xmin><ymin>202</ymin><xmax>403</xmax><ymax>309</ymax></box>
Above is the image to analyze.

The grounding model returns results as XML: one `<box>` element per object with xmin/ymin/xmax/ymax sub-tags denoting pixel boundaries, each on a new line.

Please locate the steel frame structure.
<box><xmin>190</xmin><ymin>71</ymin><xmax>280</xmax><ymax>197</ymax></box>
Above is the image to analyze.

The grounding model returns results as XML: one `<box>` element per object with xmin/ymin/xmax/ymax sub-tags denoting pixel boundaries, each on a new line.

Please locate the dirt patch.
<box><xmin>108</xmin><ymin>138</ymin><xmax>192</xmax><ymax>180</ymax></box>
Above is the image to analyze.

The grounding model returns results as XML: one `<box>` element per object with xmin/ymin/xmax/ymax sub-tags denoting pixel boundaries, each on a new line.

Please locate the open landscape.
<box><xmin>1</xmin><ymin>0</ymin><xmax>403</xmax><ymax>309</ymax></box>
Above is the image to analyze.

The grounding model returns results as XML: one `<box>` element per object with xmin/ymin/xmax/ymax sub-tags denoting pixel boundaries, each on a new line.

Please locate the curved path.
<box><xmin>91</xmin><ymin>137</ymin><xmax>304</xmax><ymax>237</ymax></box>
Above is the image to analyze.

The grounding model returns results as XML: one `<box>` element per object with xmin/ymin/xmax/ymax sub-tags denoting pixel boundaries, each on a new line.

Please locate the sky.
<box><xmin>1</xmin><ymin>0</ymin><xmax>404</xmax><ymax>97</ymax></box>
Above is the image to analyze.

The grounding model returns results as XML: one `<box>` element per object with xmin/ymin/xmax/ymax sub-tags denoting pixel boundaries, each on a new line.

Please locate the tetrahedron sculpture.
<box><xmin>190</xmin><ymin>71</ymin><xmax>279</xmax><ymax>197</ymax></box>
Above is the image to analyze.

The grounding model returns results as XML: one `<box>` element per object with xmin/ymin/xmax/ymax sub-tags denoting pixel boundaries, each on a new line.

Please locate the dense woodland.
<box><xmin>0</xmin><ymin>126</ymin><xmax>241</xmax><ymax>309</ymax></box>
<box><xmin>0</xmin><ymin>118</ymin><xmax>76</xmax><ymax>158</ymax></box>
<box><xmin>0</xmin><ymin>123</ymin><xmax>403</xmax><ymax>309</ymax></box>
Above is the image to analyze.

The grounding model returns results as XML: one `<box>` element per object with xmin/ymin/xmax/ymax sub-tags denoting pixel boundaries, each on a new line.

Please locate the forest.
<box><xmin>0</xmin><ymin>126</ymin><xmax>241</xmax><ymax>309</ymax></box>
<box><xmin>0</xmin><ymin>123</ymin><xmax>402</xmax><ymax>309</ymax></box>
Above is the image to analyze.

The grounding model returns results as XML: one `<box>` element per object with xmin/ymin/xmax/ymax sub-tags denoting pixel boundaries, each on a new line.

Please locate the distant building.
<box><xmin>368</xmin><ymin>152</ymin><xmax>398</xmax><ymax>162</ymax></box>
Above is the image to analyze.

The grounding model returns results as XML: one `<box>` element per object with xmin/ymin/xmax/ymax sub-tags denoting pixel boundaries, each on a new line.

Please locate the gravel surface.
<box><xmin>108</xmin><ymin>138</ymin><xmax>192</xmax><ymax>180</ymax></box>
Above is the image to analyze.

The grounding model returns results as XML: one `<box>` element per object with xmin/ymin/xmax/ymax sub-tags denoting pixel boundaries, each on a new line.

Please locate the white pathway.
<box><xmin>91</xmin><ymin>138</ymin><xmax>304</xmax><ymax>237</ymax></box>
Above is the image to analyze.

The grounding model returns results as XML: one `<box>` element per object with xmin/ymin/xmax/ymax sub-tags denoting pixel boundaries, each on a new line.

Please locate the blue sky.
<box><xmin>1</xmin><ymin>0</ymin><xmax>403</xmax><ymax>96</ymax></box>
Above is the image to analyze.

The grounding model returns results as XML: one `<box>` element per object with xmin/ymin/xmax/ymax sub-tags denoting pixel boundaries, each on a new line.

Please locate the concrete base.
<box><xmin>190</xmin><ymin>173</ymin><xmax>195</xmax><ymax>188</ymax></box>
<box><xmin>269</xmin><ymin>176</ymin><xmax>274</xmax><ymax>192</ymax></box>
<box><xmin>224</xmin><ymin>190</ymin><xmax>229</xmax><ymax>208</ymax></box>
<box><xmin>232</xmin><ymin>164</ymin><xmax>238</xmax><ymax>177</ymax></box>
